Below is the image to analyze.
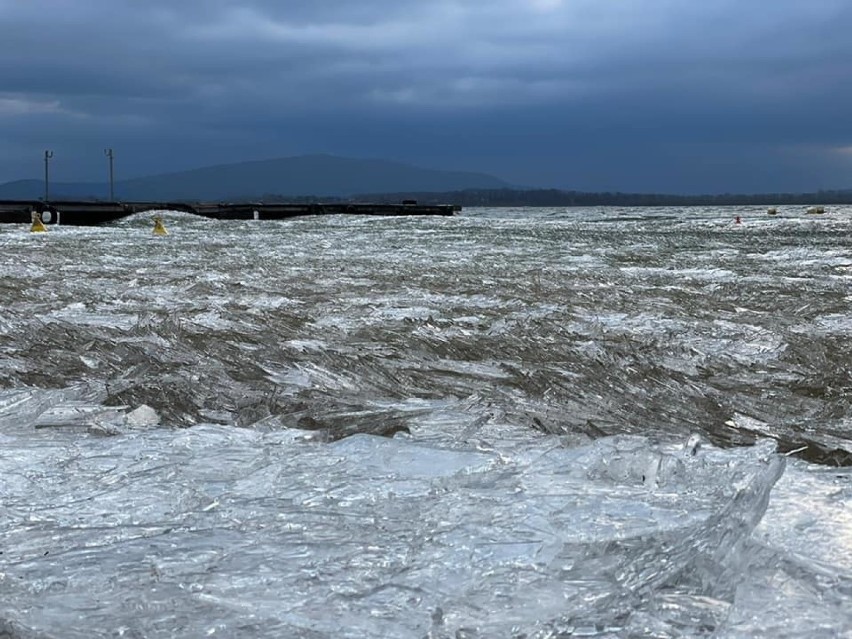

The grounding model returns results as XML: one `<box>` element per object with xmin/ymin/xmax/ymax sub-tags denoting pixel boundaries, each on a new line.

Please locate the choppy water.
<box><xmin>0</xmin><ymin>206</ymin><xmax>850</xmax><ymax>637</ymax></box>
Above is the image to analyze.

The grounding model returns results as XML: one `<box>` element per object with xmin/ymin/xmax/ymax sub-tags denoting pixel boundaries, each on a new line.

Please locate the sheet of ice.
<box><xmin>1</xmin><ymin>392</ymin><xmax>849</xmax><ymax>637</ymax></box>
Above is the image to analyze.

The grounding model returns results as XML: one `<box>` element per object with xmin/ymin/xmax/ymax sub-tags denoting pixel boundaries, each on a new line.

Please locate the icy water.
<box><xmin>0</xmin><ymin>206</ymin><xmax>850</xmax><ymax>637</ymax></box>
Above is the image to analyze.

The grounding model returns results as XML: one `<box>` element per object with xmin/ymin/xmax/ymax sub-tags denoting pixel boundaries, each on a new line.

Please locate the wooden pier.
<box><xmin>0</xmin><ymin>199</ymin><xmax>461</xmax><ymax>225</ymax></box>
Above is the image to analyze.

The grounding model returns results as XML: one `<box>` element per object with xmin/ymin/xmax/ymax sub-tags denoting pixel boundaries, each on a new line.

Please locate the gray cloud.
<box><xmin>1</xmin><ymin>0</ymin><xmax>850</xmax><ymax>191</ymax></box>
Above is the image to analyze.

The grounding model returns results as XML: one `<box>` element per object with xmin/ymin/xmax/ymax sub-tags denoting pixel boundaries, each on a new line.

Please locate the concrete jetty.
<box><xmin>0</xmin><ymin>199</ymin><xmax>461</xmax><ymax>226</ymax></box>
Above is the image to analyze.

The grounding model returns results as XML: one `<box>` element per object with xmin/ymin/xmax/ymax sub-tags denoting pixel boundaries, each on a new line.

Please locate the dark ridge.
<box><xmin>0</xmin><ymin>155</ymin><xmax>507</xmax><ymax>201</ymax></box>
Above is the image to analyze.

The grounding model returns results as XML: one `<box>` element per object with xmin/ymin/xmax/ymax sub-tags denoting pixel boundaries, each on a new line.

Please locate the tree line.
<box><xmin>346</xmin><ymin>188</ymin><xmax>852</xmax><ymax>207</ymax></box>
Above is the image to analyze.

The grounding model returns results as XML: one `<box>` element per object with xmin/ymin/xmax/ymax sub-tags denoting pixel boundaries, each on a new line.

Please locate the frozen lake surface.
<box><xmin>0</xmin><ymin>206</ymin><xmax>850</xmax><ymax>637</ymax></box>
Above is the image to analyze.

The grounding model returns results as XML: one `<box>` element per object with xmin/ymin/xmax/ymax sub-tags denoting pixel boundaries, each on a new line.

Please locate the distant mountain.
<box><xmin>0</xmin><ymin>155</ymin><xmax>508</xmax><ymax>201</ymax></box>
<box><xmin>0</xmin><ymin>179</ymin><xmax>109</xmax><ymax>200</ymax></box>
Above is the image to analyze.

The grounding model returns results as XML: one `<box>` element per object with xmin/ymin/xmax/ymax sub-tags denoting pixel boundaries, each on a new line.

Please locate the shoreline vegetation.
<box><xmin>350</xmin><ymin>188</ymin><xmax>852</xmax><ymax>207</ymax></box>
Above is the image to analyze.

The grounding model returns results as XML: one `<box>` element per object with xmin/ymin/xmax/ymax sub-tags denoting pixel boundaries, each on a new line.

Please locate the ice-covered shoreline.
<box><xmin>1</xmin><ymin>386</ymin><xmax>848</xmax><ymax>637</ymax></box>
<box><xmin>1</xmin><ymin>206</ymin><xmax>850</xmax><ymax>635</ymax></box>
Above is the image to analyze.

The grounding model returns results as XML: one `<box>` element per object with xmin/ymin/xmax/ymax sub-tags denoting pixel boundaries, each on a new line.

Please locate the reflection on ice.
<box><xmin>1</xmin><ymin>391</ymin><xmax>849</xmax><ymax>637</ymax></box>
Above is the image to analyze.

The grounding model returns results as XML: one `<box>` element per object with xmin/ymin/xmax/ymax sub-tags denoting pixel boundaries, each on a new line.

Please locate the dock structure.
<box><xmin>185</xmin><ymin>202</ymin><xmax>460</xmax><ymax>220</ymax></box>
<box><xmin>0</xmin><ymin>199</ymin><xmax>461</xmax><ymax>226</ymax></box>
<box><xmin>1</xmin><ymin>200</ymin><xmax>133</xmax><ymax>226</ymax></box>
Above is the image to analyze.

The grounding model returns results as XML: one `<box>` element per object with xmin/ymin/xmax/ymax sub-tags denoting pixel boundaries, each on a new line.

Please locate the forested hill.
<box><xmin>0</xmin><ymin>155</ymin><xmax>508</xmax><ymax>201</ymax></box>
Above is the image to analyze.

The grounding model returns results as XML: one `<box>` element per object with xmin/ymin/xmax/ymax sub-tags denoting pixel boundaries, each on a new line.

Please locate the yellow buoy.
<box><xmin>152</xmin><ymin>215</ymin><xmax>168</xmax><ymax>236</ymax></box>
<box><xmin>30</xmin><ymin>210</ymin><xmax>47</xmax><ymax>233</ymax></box>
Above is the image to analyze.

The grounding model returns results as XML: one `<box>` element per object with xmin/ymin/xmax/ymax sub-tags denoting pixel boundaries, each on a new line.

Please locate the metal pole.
<box><xmin>104</xmin><ymin>148</ymin><xmax>114</xmax><ymax>201</ymax></box>
<box><xmin>44</xmin><ymin>150</ymin><xmax>53</xmax><ymax>201</ymax></box>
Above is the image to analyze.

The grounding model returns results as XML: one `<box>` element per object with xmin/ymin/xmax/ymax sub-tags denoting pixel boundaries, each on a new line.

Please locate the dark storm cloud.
<box><xmin>1</xmin><ymin>0</ymin><xmax>851</xmax><ymax>191</ymax></box>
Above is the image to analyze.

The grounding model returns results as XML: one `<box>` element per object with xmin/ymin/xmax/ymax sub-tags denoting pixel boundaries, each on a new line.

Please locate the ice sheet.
<box><xmin>1</xmin><ymin>391</ymin><xmax>848</xmax><ymax>637</ymax></box>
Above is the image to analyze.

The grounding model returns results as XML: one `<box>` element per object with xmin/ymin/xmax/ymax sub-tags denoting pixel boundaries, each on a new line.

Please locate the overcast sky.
<box><xmin>1</xmin><ymin>0</ymin><xmax>851</xmax><ymax>193</ymax></box>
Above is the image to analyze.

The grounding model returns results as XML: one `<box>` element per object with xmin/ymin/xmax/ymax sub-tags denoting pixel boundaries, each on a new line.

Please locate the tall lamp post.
<box><xmin>104</xmin><ymin>148</ymin><xmax>114</xmax><ymax>201</ymax></box>
<box><xmin>43</xmin><ymin>150</ymin><xmax>54</xmax><ymax>202</ymax></box>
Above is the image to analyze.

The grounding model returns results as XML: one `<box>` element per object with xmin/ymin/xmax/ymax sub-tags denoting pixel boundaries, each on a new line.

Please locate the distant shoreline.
<box><xmin>5</xmin><ymin>188</ymin><xmax>851</xmax><ymax>209</ymax></box>
<box><xmin>355</xmin><ymin>188</ymin><xmax>852</xmax><ymax>207</ymax></box>
<box><xmin>3</xmin><ymin>153</ymin><xmax>849</xmax><ymax>206</ymax></box>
